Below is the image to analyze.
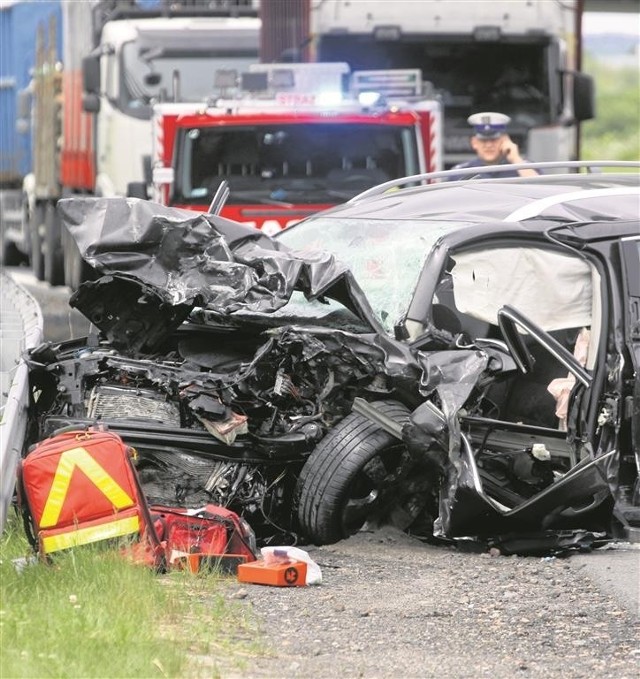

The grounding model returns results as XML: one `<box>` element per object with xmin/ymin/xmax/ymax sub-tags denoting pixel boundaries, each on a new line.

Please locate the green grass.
<box><xmin>0</xmin><ymin>514</ymin><xmax>264</xmax><ymax>679</ymax></box>
<box><xmin>581</xmin><ymin>57</ymin><xmax>640</xmax><ymax>161</ymax></box>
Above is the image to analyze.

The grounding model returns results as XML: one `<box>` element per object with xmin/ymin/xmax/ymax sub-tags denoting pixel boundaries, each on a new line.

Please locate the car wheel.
<box><xmin>30</xmin><ymin>201</ymin><xmax>45</xmax><ymax>281</ymax></box>
<box><xmin>296</xmin><ymin>400</ymin><xmax>438</xmax><ymax>545</ymax></box>
<box><xmin>44</xmin><ymin>201</ymin><xmax>64</xmax><ymax>286</ymax></box>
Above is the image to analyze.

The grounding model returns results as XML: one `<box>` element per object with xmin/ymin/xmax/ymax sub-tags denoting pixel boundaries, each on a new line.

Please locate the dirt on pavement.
<box><xmin>223</xmin><ymin>527</ymin><xmax>640</xmax><ymax>679</ymax></box>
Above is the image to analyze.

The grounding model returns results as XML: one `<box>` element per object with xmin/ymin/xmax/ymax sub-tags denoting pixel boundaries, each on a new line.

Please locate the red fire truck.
<box><xmin>149</xmin><ymin>63</ymin><xmax>442</xmax><ymax>234</ymax></box>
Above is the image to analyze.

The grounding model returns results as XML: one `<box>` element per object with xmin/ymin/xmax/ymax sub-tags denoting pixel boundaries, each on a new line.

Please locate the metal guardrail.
<box><xmin>0</xmin><ymin>270</ymin><xmax>43</xmax><ymax>532</ymax></box>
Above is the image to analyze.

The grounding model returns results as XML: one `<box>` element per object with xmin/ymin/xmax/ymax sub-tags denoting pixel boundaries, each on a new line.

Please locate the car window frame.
<box><xmin>619</xmin><ymin>234</ymin><xmax>640</xmax><ymax>460</ymax></box>
<box><xmin>406</xmin><ymin>235</ymin><xmax>602</xmax><ymax>345</ymax></box>
<box><xmin>497</xmin><ymin>305</ymin><xmax>592</xmax><ymax>387</ymax></box>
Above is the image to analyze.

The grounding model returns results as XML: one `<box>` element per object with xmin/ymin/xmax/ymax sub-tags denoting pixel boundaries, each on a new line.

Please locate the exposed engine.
<box><xmin>87</xmin><ymin>384</ymin><xmax>182</xmax><ymax>425</ymax></box>
<box><xmin>27</xmin><ymin>323</ymin><xmax>390</xmax><ymax>541</ymax></box>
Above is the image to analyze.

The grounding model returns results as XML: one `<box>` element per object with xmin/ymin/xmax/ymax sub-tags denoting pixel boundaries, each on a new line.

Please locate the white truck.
<box><xmin>1</xmin><ymin>0</ymin><xmax>260</xmax><ymax>289</ymax></box>
<box><xmin>82</xmin><ymin>0</ymin><xmax>261</xmax><ymax>199</ymax></box>
<box><xmin>260</xmin><ymin>0</ymin><xmax>595</xmax><ymax>168</ymax></box>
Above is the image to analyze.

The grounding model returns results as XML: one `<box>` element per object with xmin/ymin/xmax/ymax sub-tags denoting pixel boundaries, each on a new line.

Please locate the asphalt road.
<box><xmin>233</xmin><ymin>529</ymin><xmax>640</xmax><ymax>678</ymax></box>
<box><xmin>6</xmin><ymin>266</ymin><xmax>91</xmax><ymax>341</ymax></box>
<box><xmin>5</xmin><ymin>266</ymin><xmax>640</xmax><ymax>635</ymax></box>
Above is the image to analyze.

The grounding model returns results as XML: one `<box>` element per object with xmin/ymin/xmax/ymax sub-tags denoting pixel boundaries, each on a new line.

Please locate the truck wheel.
<box><xmin>0</xmin><ymin>193</ymin><xmax>27</xmax><ymax>266</ymax></box>
<box><xmin>1</xmin><ymin>238</ymin><xmax>24</xmax><ymax>267</ymax></box>
<box><xmin>44</xmin><ymin>202</ymin><xmax>64</xmax><ymax>286</ymax></box>
<box><xmin>30</xmin><ymin>202</ymin><xmax>45</xmax><ymax>281</ymax></box>
<box><xmin>296</xmin><ymin>400</ymin><xmax>438</xmax><ymax>545</ymax></box>
<box><xmin>62</xmin><ymin>224</ymin><xmax>83</xmax><ymax>291</ymax></box>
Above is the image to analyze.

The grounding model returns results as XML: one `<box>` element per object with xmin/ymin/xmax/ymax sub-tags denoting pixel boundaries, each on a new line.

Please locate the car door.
<box><xmin>618</xmin><ymin>235</ymin><xmax>640</xmax><ymax>493</ymax></box>
<box><xmin>486</xmin><ymin>305</ymin><xmax>616</xmax><ymax>531</ymax></box>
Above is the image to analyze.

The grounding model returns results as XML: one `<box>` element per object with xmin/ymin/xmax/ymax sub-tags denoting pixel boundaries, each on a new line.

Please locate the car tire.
<box><xmin>296</xmin><ymin>400</ymin><xmax>437</xmax><ymax>545</ymax></box>
<box><xmin>44</xmin><ymin>201</ymin><xmax>64</xmax><ymax>286</ymax></box>
<box><xmin>30</xmin><ymin>201</ymin><xmax>45</xmax><ymax>281</ymax></box>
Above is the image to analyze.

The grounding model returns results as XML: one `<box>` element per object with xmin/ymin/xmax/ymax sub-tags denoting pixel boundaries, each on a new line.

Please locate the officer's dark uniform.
<box><xmin>449</xmin><ymin>157</ymin><xmax>521</xmax><ymax>179</ymax></box>
<box><xmin>447</xmin><ymin>112</ymin><xmax>523</xmax><ymax>180</ymax></box>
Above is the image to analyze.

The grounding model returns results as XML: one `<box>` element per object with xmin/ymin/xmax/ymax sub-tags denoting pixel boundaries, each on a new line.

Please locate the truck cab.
<box><xmin>266</xmin><ymin>0</ymin><xmax>595</xmax><ymax>167</ymax></box>
<box><xmin>83</xmin><ymin>14</ymin><xmax>260</xmax><ymax>197</ymax></box>
<box><xmin>15</xmin><ymin>0</ymin><xmax>261</xmax><ymax>289</ymax></box>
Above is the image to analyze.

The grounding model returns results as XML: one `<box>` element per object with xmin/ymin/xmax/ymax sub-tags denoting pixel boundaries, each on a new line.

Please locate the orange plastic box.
<box><xmin>237</xmin><ymin>559</ymin><xmax>307</xmax><ymax>587</ymax></box>
<box><xmin>176</xmin><ymin>553</ymin><xmax>250</xmax><ymax>575</ymax></box>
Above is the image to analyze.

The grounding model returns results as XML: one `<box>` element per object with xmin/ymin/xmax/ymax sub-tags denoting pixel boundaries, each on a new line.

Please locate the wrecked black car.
<box><xmin>26</xmin><ymin>162</ymin><xmax>640</xmax><ymax>553</ymax></box>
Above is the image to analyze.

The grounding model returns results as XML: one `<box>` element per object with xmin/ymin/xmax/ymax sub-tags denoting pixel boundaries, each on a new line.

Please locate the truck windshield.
<box><xmin>175</xmin><ymin>123</ymin><xmax>419</xmax><ymax>205</ymax></box>
<box><xmin>120</xmin><ymin>43</ymin><xmax>257</xmax><ymax>117</ymax></box>
<box><xmin>319</xmin><ymin>37</ymin><xmax>553</xmax><ymax>153</ymax></box>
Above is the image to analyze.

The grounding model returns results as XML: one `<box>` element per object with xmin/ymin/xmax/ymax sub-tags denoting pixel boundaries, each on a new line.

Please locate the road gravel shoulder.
<box><xmin>223</xmin><ymin>527</ymin><xmax>640</xmax><ymax>678</ymax></box>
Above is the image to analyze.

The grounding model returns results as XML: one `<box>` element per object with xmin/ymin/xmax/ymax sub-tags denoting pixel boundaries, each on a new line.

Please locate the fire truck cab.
<box><xmin>150</xmin><ymin>62</ymin><xmax>442</xmax><ymax>234</ymax></box>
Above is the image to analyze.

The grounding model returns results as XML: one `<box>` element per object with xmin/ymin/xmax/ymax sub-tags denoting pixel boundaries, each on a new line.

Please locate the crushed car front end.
<box><xmin>25</xmin><ymin>197</ymin><xmax>431</xmax><ymax>543</ymax></box>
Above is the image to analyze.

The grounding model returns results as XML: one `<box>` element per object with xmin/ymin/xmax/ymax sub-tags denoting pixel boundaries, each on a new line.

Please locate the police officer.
<box><xmin>448</xmin><ymin>112</ymin><xmax>539</xmax><ymax>179</ymax></box>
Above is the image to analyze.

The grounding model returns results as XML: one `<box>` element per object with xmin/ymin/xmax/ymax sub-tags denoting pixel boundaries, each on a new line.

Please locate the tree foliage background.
<box><xmin>582</xmin><ymin>57</ymin><xmax>640</xmax><ymax>161</ymax></box>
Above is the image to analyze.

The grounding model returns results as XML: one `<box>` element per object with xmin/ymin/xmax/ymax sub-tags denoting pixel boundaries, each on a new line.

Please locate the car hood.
<box><xmin>59</xmin><ymin>197</ymin><xmax>381</xmax><ymax>351</ymax></box>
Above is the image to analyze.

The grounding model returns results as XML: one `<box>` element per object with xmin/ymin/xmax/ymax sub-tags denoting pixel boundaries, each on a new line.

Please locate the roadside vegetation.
<box><xmin>0</xmin><ymin>514</ymin><xmax>263</xmax><ymax>678</ymax></box>
<box><xmin>582</xmin><ymin>56</ymin><xmax>640</xmax><ymax>161</ymax></box>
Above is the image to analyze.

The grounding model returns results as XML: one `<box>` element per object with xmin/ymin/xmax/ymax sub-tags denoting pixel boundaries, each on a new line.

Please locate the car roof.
<box><xmin>316</xmin><ymin>172</ymin><xmax>640</xmax><ymax>226</ymax></box>
<box><xmin>304</xmin><ymin>161</ymin><xmax>640</xmax><ymax>223</ymax></box>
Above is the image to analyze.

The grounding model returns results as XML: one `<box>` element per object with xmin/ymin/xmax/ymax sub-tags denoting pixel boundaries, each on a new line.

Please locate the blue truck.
<box><xmin>0</xmin><ymin>0</ymin><xmax>260</xmax><ymax>284</ymax></box>
<box><xmin>0</xmin><ymin>0</ymin><xmax>62</xmax><ymax>265</ymax></box>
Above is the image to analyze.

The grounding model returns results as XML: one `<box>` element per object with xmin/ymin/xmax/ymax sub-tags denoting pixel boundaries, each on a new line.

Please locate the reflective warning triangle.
<box><xmin>39</xmin><ymin>447</ymin><xmax>135</xmax><ymax>528</ymax></box>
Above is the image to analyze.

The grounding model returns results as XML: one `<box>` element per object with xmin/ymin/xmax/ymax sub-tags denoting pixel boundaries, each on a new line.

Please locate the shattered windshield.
<box><xmin>278</xmin><ymin>217</ymin><xmax>473</xmax><ymax>333</ymax></box>
<box><xmin>176</xmin><ymin>123</ymin><xmax>419</xmax><ymax>204</ymax></box>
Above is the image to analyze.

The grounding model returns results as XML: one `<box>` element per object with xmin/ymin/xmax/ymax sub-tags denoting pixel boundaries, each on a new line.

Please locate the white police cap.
<box><xmin>467</xmin><ymin>112</ymin><xmax>511</xmax><ymax>139</ymax></box>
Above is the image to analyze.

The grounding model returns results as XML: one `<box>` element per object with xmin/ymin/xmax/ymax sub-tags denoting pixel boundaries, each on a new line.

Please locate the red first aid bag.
<box><xmin>150</xmin><ymin>504</ymin><xmax>258</xmax><ymax>573</ymax></box>
<box><xmin>18</xmin><ymin>427</ymin><xmax>158</xmax><ymax>559</ymax></box>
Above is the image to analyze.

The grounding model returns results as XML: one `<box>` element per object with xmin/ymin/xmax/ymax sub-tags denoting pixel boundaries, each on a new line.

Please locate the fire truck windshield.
<box><xmin>175</xmin><ymin>122</ymin><xmax>420</xmax><ymax>205</ymax></box>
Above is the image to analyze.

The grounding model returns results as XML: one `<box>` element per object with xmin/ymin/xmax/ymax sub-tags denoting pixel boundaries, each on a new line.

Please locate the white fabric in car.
<box><xmin>451</xmin><ymin>248</ymin><xmax>593</xmax><ymax>332</ymax></box>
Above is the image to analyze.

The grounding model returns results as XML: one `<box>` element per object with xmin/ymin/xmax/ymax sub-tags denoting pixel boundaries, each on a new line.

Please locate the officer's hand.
<box><xmin>500</xmin><ymin>136</ymin><xmax>522</xmax><ymax>163</ymax></box>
